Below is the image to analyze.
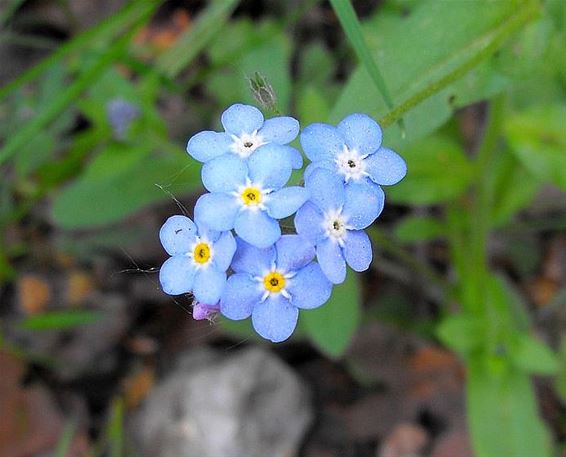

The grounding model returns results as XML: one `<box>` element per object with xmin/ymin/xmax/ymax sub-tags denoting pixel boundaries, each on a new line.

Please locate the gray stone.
<box><xmin>132</xmin><ymin>347</ymin><xmax>313</xmax><ymax>457</ymax></box>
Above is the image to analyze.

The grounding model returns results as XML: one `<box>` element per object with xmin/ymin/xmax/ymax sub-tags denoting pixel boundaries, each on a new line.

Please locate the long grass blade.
<box><xmin>0</xmin><ymin>3</ymin><xmax>157</xmax><ymax>167</ymax></box>
<box><xmin>328</xmin><ymin>0</ymin><xmax>396</xmax><ymax>113</ymax></box>
<box><xmin>0</xmin><ymin>0</ymin><xmax>151</xmax><ymax>101</ymax></box>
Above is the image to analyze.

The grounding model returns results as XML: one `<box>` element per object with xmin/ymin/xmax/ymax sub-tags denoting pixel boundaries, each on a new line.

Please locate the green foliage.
<box><xmin>467</xmin><ymin>359</ymin><xmax>554</xmax><ymax>457</ymax></box>
<box><xmin>19</xmin><ymin>310</ymin><xmax>102</xmax><ymax>330</ymax></box>
<box><xmin>394</xmin><ymin>215</ymin><xmax>445</xmax><ymax>243</ymax></box>
<box><xmin>387</xmin><ymin>135</ymin><xmax>473</xmax><ymax>204</ymax></box>
<box><xmin>301</xmin><ymin>271</ymin><xmax>361</xmax><ymax>358</ymax></box>
<box><xmin>505</xmin><ymin>104</ymin><xmax>566</xmax><ymax>190</ymax></box>
<box><xmin>330</xmin><ymin>0</ymin><xmax>538</xmax><ymax>143</ymax></box>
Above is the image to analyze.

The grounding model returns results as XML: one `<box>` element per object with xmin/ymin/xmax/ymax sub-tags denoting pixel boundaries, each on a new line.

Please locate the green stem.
<box><xmin>465</xmin><ymin>96</ymin><xmax>505</xmax><ymax>313</ymax></box>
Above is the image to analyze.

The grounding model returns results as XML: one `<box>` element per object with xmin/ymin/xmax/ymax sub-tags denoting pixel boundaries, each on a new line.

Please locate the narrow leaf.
<box><xmin>19</xmin><ymin>310</ymin><xmax>102</xmax><ymax>330</ymax></box>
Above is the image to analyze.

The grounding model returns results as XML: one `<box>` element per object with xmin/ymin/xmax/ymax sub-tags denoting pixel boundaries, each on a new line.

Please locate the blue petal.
<box><xmin>275</xmin><ymin>235</ymin><xmax>315</xmax><ymax>273</ymax></box>
<box><xmin>221</xmin><ymin>103</ymin><xmax>264</xmax><ymax>135</ymax></box>
<box><xmin>305</xmin><ymin>167</ymin><xmax>345</xmax><ymax>212</ymax></box>
<box><xmin>294</xmin><ymin>202</ymin><xmax>325</xmax><ymax>244</ymax></box>
<box><xmin>159</xmin><ymin>215</ymin><xmax>197</xmax><ymax>256</ymax></box>
<box><xmin>231</xmin><ymin>237</ymin><xmax>275</xmax><ymax>275</ymax></box>
<box><xmin>159</xmin><ymin>256</ymin><xmax>195</xmax><ymax>295</ymax></box>
<box><xmin>258</xmin><ymin>116</ymin><xmax>299</xmax><ymax>144</ymax></box>
<box><xmin>343</xmin><ymin>180</ymin><xmax>385</xmax><ymax>229</ymax></box>
<box><xmin>212</xmin><ymin>231</ymin><xmax>236</xmax><ymax>271</ymax></box>
<box><xmin>364</xmin><ymin>147</ymin><xmax>407</xmax><ymax>185</ymax></box>
<box><xmin>252</xmin><ymin>294</ymin><xmax>298</xmax><ymax>343</ymax></box>
<box><xmin>280</xmin><ymin>145</ymin><xmax>303</xmax><ymax>169</ymax></box>
<box><xmin>337</xmin><ymin>113</ymin><xmax>382</xmax><ymax>156</ymax></box>
<box><xmin>304</xmin><ymin>160</ymin><xmax>336</xmax><ymax>181</ymax></box>
<box><xmin>265</xmin><ymin>187</ymin><xmax>309</xmax><ymax>219</ymax></box>
<box><xmin>220</xmin><ymin>273</ymin><xmax>262</xmax><ymax>320</ymax></box>
<box><xmin>235</xmin><ymin>210</ymin><xmax>281</xmax><ymax>248</ymax></box>
<box><xmin>300</xmin><ymin>123</ymin><xmax>345</xmax><ymax>162</ymax></box>
<box><xmin>193</xmin><ymin>268</ymin><xmax>226</xmax><ymax>304</ymax></box>
<box><xmin>194</xmin><ymin>193</ymin><xmax>239</xmax><ymax>232</ymax></box>
<box><xmin>344</xmin><ymin>230</ymin><xmax>372</xmax><ymax>272</ymax></box>
<box><xmin>195</xmin><ymin>220</ymin><xmax>220</xmax><ymax>243</ymax></box>
<box><xmin>201</xmin><ymin>153</ymin><xmax>247</xmax><ymax>193</ymax></box>
<box><xmin>316</xmin><ymin>238</ymin><xmax>346</xmax><ymax>284</ymax></box>
<box><xmin>247</xmin><ymin>143</ymin><xmax>292</xmax><ymax>190</ymax></box>
<box><xmin>187</xmin><ymin>131</ymin><xmax>232</xmax><ymax>163</ymax></box>
<box><xmin>287</xmin><ymin>262</ymin><xmax>332</xmax><ymax>309</ymax></box>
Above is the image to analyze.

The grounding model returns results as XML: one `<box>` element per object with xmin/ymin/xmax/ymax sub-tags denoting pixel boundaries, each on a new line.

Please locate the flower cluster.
<box><xmin>159</xmin><ymin>103</ymin><xmax>406</xmax><ymax>342</ymax></box>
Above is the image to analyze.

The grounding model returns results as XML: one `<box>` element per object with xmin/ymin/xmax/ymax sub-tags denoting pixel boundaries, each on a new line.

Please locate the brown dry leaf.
<box><xmin>430</xmin><ymin>429</ymin><xmax>473</xmax><ymax>457</ymax></box>
<box><xmin>135</xmin><ymin>9</ymin><xmax>191</xmax><ymax>53</ymax></box>
<box><xmin>528</xmin><ymin>277</ymin><xmax>560</xmax><ymax>308</ymax></box>
<box><xmin>66</xmin><ymin>271</ymin><xmax>95</xmax><ymax>307</ymax></box>
<box><xmin>17</xmin><ymin>274</ymin><xmax>51</xmax><ymax>315</ymax></box>
<box><xmin>0</xmin><ymin>351</ymin><xmax>64</xmax><ymax>457</ymax></box>
<box><xmin>123</xmin><ymin>366</ymin><xmax>155</xmax><ymax>409</ymax></box>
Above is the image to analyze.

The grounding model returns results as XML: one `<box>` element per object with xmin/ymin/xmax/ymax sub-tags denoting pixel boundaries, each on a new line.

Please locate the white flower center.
<box><xmin>335</xmin><ymin>144</ymin><xmax>368</xmax><ymax>181</ymax></box>
<box><xmin>187</xmin><ymin>237</ymin><xmax>214</xmax><ymax>269</ymax></box>
<box><xmin>230</xmin><ymin>130</ymin><xmax>267</xmax><ymax>158</ymax></box>
<box><xmin>232</xmin><ymin>178</ymin><xmax>271</xmax><ymax>212</ymax></box>
<box><xmin>322</xmin><ymin>209</ymin><xmax>352</xmax><ymax>247</ymax></box>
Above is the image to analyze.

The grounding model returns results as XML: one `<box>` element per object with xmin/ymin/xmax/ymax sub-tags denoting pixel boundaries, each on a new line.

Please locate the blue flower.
<box><xmin>295</xmin><ymin>168</ymin><xmax>382</xmax><ymax>284</ymax></box>
<box><xmin>300</xmin><ymin>113</ymin><xmax>407</xmax><ymax>198</ymax></box>
<box><xmin>220</xmin><ymin>235</ymin><xmax>332</xmax><ymax>342</ymax></box>
<box><xmin>159</xmin><ymin>215</ymin><xmax>236</xmax><ymax>304</ymax></box>
<box><xmin>106</xmin><ymin>98</ymin><xmax>139</xmax><ymax>140</ymax></box>
<box><xmin>194</xmin><ymin>146</ymin><xmax>309</xmax><ymax>248</ymax></box>
<box><xmin>186</xmin><ymin>103</ymin><xmax>303</xmax><ymax>175</ymax></box>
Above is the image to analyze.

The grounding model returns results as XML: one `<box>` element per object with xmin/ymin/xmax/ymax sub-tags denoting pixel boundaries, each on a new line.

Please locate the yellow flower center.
<box><xmin>263</xmin><ymin>271</ymin><xmax>286</xmax><ymax>293</ymax></box>
<box><xmin>193</xmin><ymin>242</ymin><xmax>211</xmax><ymax>264</ymax></box>
<box><xmin>241</xmin><ymin>187</ymin><xmax>262</xmax><ymax>206</ymax></box>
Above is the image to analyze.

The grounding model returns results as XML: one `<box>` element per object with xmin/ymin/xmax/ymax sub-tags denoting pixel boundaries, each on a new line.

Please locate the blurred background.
<box><xmin>0</xmin><ymin>0</ymin><xmax>565</xmax><ymax>456</ymax></box>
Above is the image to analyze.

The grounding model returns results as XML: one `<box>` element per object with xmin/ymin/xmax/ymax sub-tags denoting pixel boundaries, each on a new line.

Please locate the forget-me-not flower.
<box><xmin>186</xmin><ymin>103</ymin><xmax>303</xmax><ymax>177</ymax></box>
<box><xmin>295</xmin><ymin>168</ymin><xmax>382</xmax><ymax>284</ymax></box>
<box><xmin>159</xmin><ymin>215</ymin><xmax>236</xmax><ymax>304</ymax></box>
<box><xmin>194</xmin><ymin>147</ymin><xmax>308</xmax><ymax>248</ymax></box>
<box><xmin>220</xmin><ymin>235</ymin><xmax>332</xmax><ymax>342</ymax></box>
<box><xmin>300</xmin><ymin>113</ymin><xmax>407</xmax><ymax>197</ymax></box>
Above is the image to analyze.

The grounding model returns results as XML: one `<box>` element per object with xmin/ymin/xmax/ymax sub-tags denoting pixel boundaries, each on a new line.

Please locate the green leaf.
<box><xmin>51</xmin><ymin>145</ymin><xmax>201</xmax><ymax>228</ymax></box>
<box><xmin>437</xmin><ymin>315</ymin><xmax>484</xmax><ymax>356</ymax></box>
<box><xmin>510</xmin><ymin>334</ymin><xmax>559</xmax><ymax>375</ymax></box>
<box><xmin>489</xmin><ymin>148</ymin><xmax>541</xmax><ymax>227</ymax></box>
<box><xmin>505</xmin><ymin>104</ymin><xmax>566</xmax><ymax>189</ymax></box>
<box><xmin>19</xmin><ymin>310</ymin><xmax>102</xmax><ymax>330</ymax></box>
<box><xmin>296</xmin><ymin>86</ymin><xmax>331</xmax><ymax>127</ymax></box>
<box><xmin>301</xmin><ymin>271</ymin><xmax>361</xmax><ymax>358</ymax></box>
<box><xmin>207</xmin><ymin>20</ymin><xmax>292</xmax><ymax>112</ymax></box>
<box><xmin>556</xmin><ymin>338</ymin><xmax>566</xmax><ymax>404</ymax></box>
<box><xmin>387</xmin><ymin>135</ymin><xmax>473</xmax><ymax>204</ymax></box>
<box><xmin>467</xmin><ymin>359</ymin><xmax>554</xmax><ymax>457</ymax></box>
<box><xmin>331</xmin><ymin>0</ymin><xmax>539</xmax><ymax>144</ymax></box>
<box><xmin>394</xmin><ymin>215</ymin><xmax>445</xmax><ymax>243</ymax></box>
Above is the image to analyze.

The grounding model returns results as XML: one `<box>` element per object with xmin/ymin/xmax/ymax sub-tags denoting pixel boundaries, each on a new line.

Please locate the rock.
<box><xmin>132</xmin><ymin>347</ymin><xmax>313</xmax><ymax>457</ymax></box>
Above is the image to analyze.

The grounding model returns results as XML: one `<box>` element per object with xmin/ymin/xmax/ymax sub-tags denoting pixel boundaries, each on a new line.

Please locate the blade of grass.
<box><xmin>328</xmin><ymin>0</ymin><xmax>400</xmax><ymax>128</ymax></box>
<box><xmin>156</xmin><ymin>0</ymin><xmax>240</xmax><ymax>77</ymax></box>
<box><xmin>0</xmin><ymin>0</ymin><xmax>27</xmax><ymax>25</ymax></box>
<box><xmin>108</xmin><ymin>397</ymin><xmax>125</xmax><ymax>457</ymax></box>
<box><xmin>0</xmin><ymin>4</ymin><xmax>157</xmax><ymax>167</ymax></box>
<box><xmin>0</xmin><ymin>0</ymin><xmax>152</xmax><ymax>101</ymax></box>
<box><xmin>54</xmin><ymin>421</ymin><xmax>77</xmax><ymax>457</ymax></box>
<box><xmin>18</xmin><ymin>310</ymin><xmax>102</xmax><ymax>331</ymax></box>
